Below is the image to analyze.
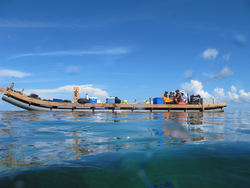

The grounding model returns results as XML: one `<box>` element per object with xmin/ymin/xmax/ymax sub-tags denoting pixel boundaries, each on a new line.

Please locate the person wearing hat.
<box><xmin>180</xmin><ymin>90</ymin><xmax>188</xmax><ymax>103</ymax></box>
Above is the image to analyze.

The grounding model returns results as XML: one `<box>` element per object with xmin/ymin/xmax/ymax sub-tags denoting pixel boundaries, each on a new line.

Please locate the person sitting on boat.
<box><xmin>169</xmin><ymin>91</ymin><xmax>175</xmax><ymax>100</ymax></box>
<box><xmin>162</xmin><ymin>91</ymin><xmax>168</xmax><ymax>98</ymax></box>
<box><xmin>180</xmin><ymin>90</ymin><xmax>188</xmax><ymax>103</ymax></box>
<box><xmin>162</xmin><ymin>91</ymin><xmax>173</xmax><ymax>104</ymax></box>
<box><xmin>174</xmin><ymin>89</ymin><xmax>183</xmax><ymax>104</ymax></box>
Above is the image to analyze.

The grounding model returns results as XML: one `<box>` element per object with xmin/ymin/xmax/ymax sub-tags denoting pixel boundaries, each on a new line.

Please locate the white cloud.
<box><xmin>0</xmin><ymin>17</ymin><xmax>148</xmax><ymax>28</ymax></box>
<box><xmin>24</xmin><ymin>84</ymin><xmax>109</xmax><ymax>101</ymax></box>
<box><xmin>213</xmin><ymin>87</ymin><xmax>226</xmax><ymax>102</ymax></box>
<box><xmin>0</xmin><ymin>69</ymin><xmax>30</xmax><ymax>78</ymax></box>
<box><xmin>214</xmin><ymin>85</ymin><xmax>250</xmax><ymax>103</ymax></box>
<box><xmin>67</xmin><ymin>66</ymin><xmax>81</xmax><ymax>73</ymax></box>
<box><xmin>181</xmin><ymin>80</ymin><xmax>212</xmax><ymax>98</ymax></box>
<box><xmin>181</xmin><ymin>80</ymin><xmax>250</xmax><ymax>103</ymax></box>
<box><xmin>0</xmin><ymin>20</ymin><xmax>70</xmax><ymax>28</ymax></box>
<box><xmin>203</xmin><ymin>66</ymin><xmax>234</xmax><ymax>82</ymax></box>
<box><xmin>238</xmin><ymin>90</ymin><xmax>250</xmax><ymax>103</ymax></box>
<box><xmin>231</xmin><ymin>85</ymin><xmax>237</xmax><ymax>93</ymax></box>
<box><xmin>201</xmin><ymin>48</ymin><xmax>219</xmax><ymax>60</ymax></box>
<box><xmin>183</xmin><ymin>69</ymin><xmax>193</xmax><ymax>78</ymax></box>
<box><xmin>223</xmin><ymin>53</ymin><xmax>231</xmax><ymax>61</ymax></box>
<box><xmin>10</xmin><ymin>47</ymin><xmax>130</xmax><ymax>59</ymax></box>
<box><xmin>202</xmin><ymin>72</ymin><xmax>209</xmax><ymax>77</ymax></box>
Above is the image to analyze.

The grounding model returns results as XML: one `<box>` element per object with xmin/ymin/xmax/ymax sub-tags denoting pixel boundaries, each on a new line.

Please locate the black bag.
<box><xmin>63</xmin><ymin>99</ymin><xmax>72</xmax><ymax>103</ymax></box>
<box><xmin>190</xmin><ymin>94</ymin><xmax>201</xmax><ymax>104</ymax></box>
<box><xmin>43</xmin><ymin>99</ymin><xmax>52</xmax><ymax>101</ymax></box>
<box><xmin>28</xmin><ymin>93</ymin><xmax>41</xmax><ymax>100</ymax></box>
<box><xmin>77</xmin><ymin>98</ymin><xmax>89</xmax><ymax>104</ymax></box>
<box><xmin>115</xmin><ymin>97</ymin><xmax>121</xmax><ymax>104</ymax></box>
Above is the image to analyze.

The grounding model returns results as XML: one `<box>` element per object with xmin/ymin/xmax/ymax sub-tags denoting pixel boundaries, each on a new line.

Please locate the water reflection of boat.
<box><xmin>1</xmin><ymin>83</ymin><xmax>226</xmax><ymax>112</ymax></box>
<box><xmin>0</xmin><ymin>111</ymin><xmax>227</xmax><ymax>169</ymax></box>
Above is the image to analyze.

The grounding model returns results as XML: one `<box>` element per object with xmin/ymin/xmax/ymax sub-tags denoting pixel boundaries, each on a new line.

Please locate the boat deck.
<box><xmin>0</xmin><ymin>87</ymin><xmax>227</xmax><ymax>112</ymax></box>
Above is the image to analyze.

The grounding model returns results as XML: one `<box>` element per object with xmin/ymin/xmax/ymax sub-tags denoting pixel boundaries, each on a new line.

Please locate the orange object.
<box><xmin>178</xmin><ymin>101</ymin><xmax>187</xmax><ymax>105</ymax></box>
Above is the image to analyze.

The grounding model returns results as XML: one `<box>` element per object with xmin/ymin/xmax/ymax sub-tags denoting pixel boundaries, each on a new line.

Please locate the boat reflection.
<box><xmin>0</xmin><ymin>111</ymin><xmax>227</xmax><ymax>170</ymax></box>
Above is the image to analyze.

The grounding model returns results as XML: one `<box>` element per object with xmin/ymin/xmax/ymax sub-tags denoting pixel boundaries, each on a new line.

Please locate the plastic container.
<box><xmin>106</xmin><ymin>97</ymin><xmax>115</xmax><ymax>103</ymax></box>
<box><xmin>153</xmin><ymin>97</ymin><xmax>164</xmax><ymax>104</ymax></box>
<box><xmin>203</xmin><ymin>98</ymin><xmax>214</xmax><ymax>104</ymax></box>
<box><xmin>97</xmin><ymin>100</ymin><xmax>101</xmax><ymax>103</ymax></box>
<box><xmin>53</xmin><ymin>98</ymin><xmax>63</xmax><ymax>102</ymax></box>
<box><xmin>89</xmin><ymin>97</ymin><xmax>97</xmax><ymax>103</ymax></box>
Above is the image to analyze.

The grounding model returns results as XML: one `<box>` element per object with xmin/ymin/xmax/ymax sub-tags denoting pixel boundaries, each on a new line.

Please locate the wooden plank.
<box><xmin>204</xmin><ymin>103</ymin><xmax>227</xmax><ymax>108</ymax></box>
<box><xmin>0</xmin><ymin>88</ymin><xmax>8</xmax><ymax>93</ymax></box>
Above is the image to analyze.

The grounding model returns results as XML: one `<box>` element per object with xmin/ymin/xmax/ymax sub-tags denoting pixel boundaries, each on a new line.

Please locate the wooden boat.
<box><xmin>0</xmin><ymin>83</ymin><xmax>227</xmax><ymax>112</ymax></box>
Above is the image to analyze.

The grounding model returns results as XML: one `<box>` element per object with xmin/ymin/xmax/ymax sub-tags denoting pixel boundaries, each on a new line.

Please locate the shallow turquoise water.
<box><xmin>0</xmin><ymin>110</ymin><xmax>250</xmax><ymax>188</ymax></box>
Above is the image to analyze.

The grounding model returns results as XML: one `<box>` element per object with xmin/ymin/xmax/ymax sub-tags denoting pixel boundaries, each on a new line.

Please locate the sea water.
<box><xmin>0</xmin><ymin>110</ymin><xmax>249</xmax><ymax>188</ymax></box>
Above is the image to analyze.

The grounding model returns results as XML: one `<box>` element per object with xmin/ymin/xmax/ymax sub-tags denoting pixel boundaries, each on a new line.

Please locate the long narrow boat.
<box><xmin>0</xmin><ymin>83</ymin><xmax>226</xmax><ymax>112</ymax></box>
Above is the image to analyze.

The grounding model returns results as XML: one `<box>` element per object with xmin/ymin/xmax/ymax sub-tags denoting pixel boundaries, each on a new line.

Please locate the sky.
<box><xmin>0</xmin><ymin>0</ymin><xmax>250</xmax><ymax>110</ymax></box>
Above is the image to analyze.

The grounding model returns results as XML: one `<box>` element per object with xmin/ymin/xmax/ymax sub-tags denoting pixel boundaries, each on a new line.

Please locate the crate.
<box><xmin>153</xmin><ymin>97</ymin><xmax>164</xmax><ymax>104</ymax></box>
<box><xmin>53</xmin><ymin>98</ymin><xmax>63</xmax><ymax>102</ymax></box>
<box><xmin>106</xmin><ymin>97</ymin><xmax>115</xmax><ymax>103</ymax></box>
<box><xmin>203</xmin><ymin>98</ymin><xmax>214</xmax><ymax>104</ymax></box>
<box><xmin>89</xmin><ymin>97</ymin><xmax>97</xmax><ymax>103</ymax></box>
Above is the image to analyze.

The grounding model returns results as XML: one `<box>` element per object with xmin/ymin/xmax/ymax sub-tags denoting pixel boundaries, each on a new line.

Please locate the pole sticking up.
<box><xmin>73</xmin><ymin>87</ymin><xmax>79</xmax><ymax>103</ymax></box>
<box><xmin>8</xmin><ymin>82</ymin><xmax>14</xmax><ymax>90</ymax></box>
<box><xmin>202</xmin><ymin>99</ymin><xmax>205</xmax><ymax>112</ymax></box>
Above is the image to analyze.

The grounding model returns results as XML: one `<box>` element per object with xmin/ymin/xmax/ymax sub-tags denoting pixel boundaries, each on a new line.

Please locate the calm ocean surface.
<box><xmin>0</xmin><ymin>110</ymin><xmax>250</xmax><ymax>188</ymax></box>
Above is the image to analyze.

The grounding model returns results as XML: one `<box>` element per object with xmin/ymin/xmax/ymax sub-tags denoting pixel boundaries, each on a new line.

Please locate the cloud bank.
<box><xmin>201</xmin><ymin>48</ymin><xmax>218</xmax><ymax>60</ymax></box>
<box><xmin>181</xmin><ymin>80</ymin><xmax>250</xmax><ymax>103</ymax></box>
<box><xmin>0</xmin><ymin>69</ymin><xmax>30</xmax><ymax>78</ymax></box>
<box><xmin>214</xmin><ymin>85</ymin><xmax>250</xmax><ymax>103</ymax></box>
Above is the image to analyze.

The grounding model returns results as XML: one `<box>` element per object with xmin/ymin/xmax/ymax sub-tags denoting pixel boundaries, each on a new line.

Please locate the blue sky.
<box><xmin>0</xmin><ymin>0</ymin><xmax>250</xmax><ymax>110</ymax></box>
